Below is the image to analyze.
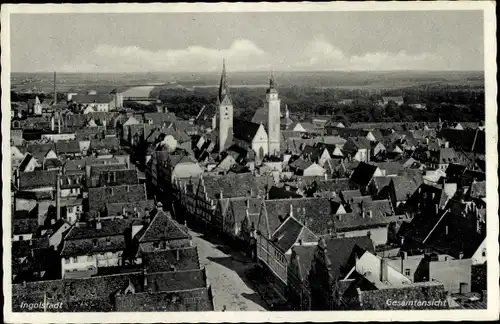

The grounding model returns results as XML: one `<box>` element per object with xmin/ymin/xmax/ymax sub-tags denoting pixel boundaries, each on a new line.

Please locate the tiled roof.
<box><xmin>43</xmin><ymin>158</ymin><xmax>63</xmax><ymax>170</ymax></box>
<box><xmin>375</xmin><ymin>161</ymin><xmax>403</xmax><ymax>176</ymax></box>
<box><xmin>114</xmin><ymin>286</ymin><xmax>213</xmax><ymax>312</ymax></box>
<box><xmin>289</xmin><ymin>157</ymin><xmax>313</xmax><ymax>171</ymax></box>
<box><xmin>291</xmin><ymin>245</ymin><xmax>316</xmax><ymax>281</ymax></box>
<box><xmin>233</xmin><ymin>119</ymin><xmax>261</xmax><ymax>142</ymax></box>
<box><xmin>227</xmin><ymin>197</ymin><xmax>262</xmax><ymax>225</ymax></box>
<box><xmin>142</xmin><ymin>246</ymin><xmax>200</xmax><ymax>273</ymax></box>
<box><xmin>90</xmin><ymin>137</ymin><xmax>120</xmax><ymax>151</ymax></box>
<box><xmin>350</xmin><ymin>199</ymin><xmax>395</xmax><ymax>218</ymax></box>
<box><xmin>88</xmin><ymin>184</ymin><xmax>147</xmax><ymax>214</ymax></box>
<box><xmin>55</xmin><ymin>140</ymin><xmax>81</xmax><ymax>154</ymax></box>
<box><xmin>322</xmin><ymin>236</ymin><xmax>375</xmax><ymax>280</ymax></box>
<box><xmin>19</xmin><ymin>170</ymin><xmax>57</xmax><ymax>190</ymax></box>
<box><xmin>271</xmin><ymin>216</ymin><xmax>318</xmax><ymax>252</ymax></box>
<box><xmin>268</xmin><ymin>186</ymin><xmax>303</xmax><ymax>199</ymax></box>
<box><xmin>87</xmin><ymin>164</ymin><xmax>127</xmax><ymax>187</ymax></box>
<box><xmin>106</xmin><ymin>200</ymin><xmax>155</xmax><ymax>218</ymax></box>
<box><xmin>348</xmin><ymin>136</ymin><xmax>372</xmax><ymax>150</ymax></box>
<box><xmin>391</xmin><ymin>175</ymin><xmax>423</xmax><ymax>202</ymax></box>
<box><xmin>340</xmin><ymin>190</ymin><xmax>364</xmax><ymax>204</ymax></box>
<box><xmin>201</xmin><ymin>173</ymin><xmax>273</xmax><ymax>200</ymax></box>
<box><xmin>97</xmin><ymin>169</ymin><xmax>139</xmax><ymax>187</ymax></box>
<box><xmin>65</xmin><ymin>219</ymin><xmax>130</xmax><ymax>240</ymax></box>
<box><xmin>138</xmin><ymin>209</ymin><xmax>190</xmax><ymax>243</ymax></box>
<box><xmin>143</xmin><ymin>112</ymin><xmax>178</xmax><ymax>125</ymax></box>
<box><xmin>259</xmin><ymin>197</ymin><xmax>332</xmax><ymax>237</ymax></box>
<box><xmin>350</xmin><ymin>162</ymin><xmax>379</xmax><ymax>187</ymax></box>
<box><xmin>26</xmin><ymin>143</ymin><xmax>56</xmax><ymax>161</ymax></box>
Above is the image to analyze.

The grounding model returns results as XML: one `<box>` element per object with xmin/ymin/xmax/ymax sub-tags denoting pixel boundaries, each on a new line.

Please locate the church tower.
<box><xmin>265</xmin><ymin>72</ymin><xmax>281</xmax><ymax>155</ymax></box>
<box><xmin>218</xmin><ymin>59</ymin><xmax>233</xmax><ymax>153</ymax></box>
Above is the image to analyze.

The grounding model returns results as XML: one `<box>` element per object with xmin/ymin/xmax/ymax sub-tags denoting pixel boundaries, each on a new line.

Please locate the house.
<box><xmin>301</xmin><ymin>145</ymin><xmax>331</xmax><ymax>166</ymax></box>
<box><xmin>387</xmin><ymin>252</ymin><xmax>472</xmax><ymax>295</ymax></box>
<box><xmin>308</xmin><ymin>236</ymin><xmax>375</xmax><ymax>310</ymax></box>
<box><xmin>60</xmin><ymin>219</ymin><xmax>131</xmax><ymax>278</ymax></box>
<box><xmin>340</xmin><ymin>251</ymin><xmax>448</xmax><ymax>310</ymax></box>
<box><xmin>380</xmin><ymin>96</ymin><xmax>404</xmax><ymax>106</ymax></box>
<box><xmin>12</xmin><ymin>209</ymin><xmax>40</xmax><ymax>241</ymax></box>
<box><xmin>322</xmin><ymin>199</ymin><xmax>397</xmax><ymax>246</ymax></box>
<box><xmin>289</xmin><ymin>158</ymin><xmax>326</xmax><ymax>177</ymax></box>
<box><xmin>134</xmin><ymin>207</ymin><xmax>191</xmax><ymax>259</ymax></box>
<box><xmin>18</xmin><ymin>170</ymin><xmax>58</xmax><ymax>193</ymax></box>
<box><xmin>87</xmin><ymin>184</ymin><xmax>147</xmax><ymax>219</ymax></box>
<box><xmin>71</xmin><ymin>94</ymin><xmax>116</xmax><ymax>112</ymax></box>
<box><xmin>343</xmin><ymin>137</ymin><xmax>372</xmax><ymax>163</ymax></box>
<box><xmin>12</xmin><ymin>268</ymin><xmax>213</xmax><ymax>311</ymax></box>
<box><xmin>143</xmin><ymin>112</ymin><xmax>177</xmax><ymax>126</ymax></box>
<box><xmin>195</xmin><ymin>105</ymin><xmax>217</xmax><ymax>131</ymax></box>
<box><xmin>18</xmin><ymin>153</ymin><xmax>40</xmax><ymax>172</ymax></box>
<box><xmin>256</xmin><ymin>213</ymin><xmax>318</xmax><ymax>296</ymax></box>
<box><xmin>55</xmin><ymin>140</ymin><xmax>81</xmax><ymax>158</ymax></box>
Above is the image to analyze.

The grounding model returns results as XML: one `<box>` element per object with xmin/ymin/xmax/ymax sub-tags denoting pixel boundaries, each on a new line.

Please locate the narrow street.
<box><xmin>190</xmin><ymin>230</ymin><xmax>268</xmax><ymax>311</ymax></box>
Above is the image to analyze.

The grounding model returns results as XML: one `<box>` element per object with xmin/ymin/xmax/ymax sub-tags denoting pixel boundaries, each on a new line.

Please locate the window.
<box><xmin>65</xmin><ymin>258</ymin><xmax>70</xmax><ymax>264</ymax></box>
<box><xmin>72</xmin><ymin>257</ymin><xmax>77</xmax><ymax>263</ymax></box>
<box><xmin>482</xmin><ymin>248</ymin><xmax>486</xmax><ymax>257</ymax></box>
<box><xmin>87</xmin><ymin>255</ymin><xmax>93</xmax><ymax>262</ymax></box>
<box><xmin>404</xmin><ymin>269</ymin><xmax>411</xmax><ymax>276</ymax></box>
<box><xmin>92</xmin><ymin>239</ymin><xmax>98</xmax><ymax>247</ymax></box>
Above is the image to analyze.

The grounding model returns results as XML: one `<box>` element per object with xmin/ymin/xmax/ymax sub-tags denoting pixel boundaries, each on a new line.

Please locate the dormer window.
<box><xmin>93</xmin><ymin>239</ymin><xmax>98</xmax><ymax>247</ymax></box>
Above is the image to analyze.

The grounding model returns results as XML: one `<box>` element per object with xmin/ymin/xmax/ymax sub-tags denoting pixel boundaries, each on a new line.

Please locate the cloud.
<box><xmin>60</xmin><ymin>39</ymin><xmax>268</xmax><ymax>72</ymax></box>
<box><xmin>294</xmin><ymin>36</ymin><xmax>448</xmax><ymax>71</ymax></box>
<box><xmin>59</xmin><ymin>36</ymin><xmax>457</xmax><ymax>72</ymax></box>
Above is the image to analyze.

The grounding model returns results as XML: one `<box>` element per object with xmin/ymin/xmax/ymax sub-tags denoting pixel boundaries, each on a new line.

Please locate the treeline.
<box><xmin>155</xmin><ymin>85</ymin><xmax>484</xmax><ymax>123</ymax></box>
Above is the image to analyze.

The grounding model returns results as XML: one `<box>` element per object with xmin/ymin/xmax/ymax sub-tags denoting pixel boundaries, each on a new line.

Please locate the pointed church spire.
<box><xmin>218</xmin><ymin>58</ymin><xmax>230</xmax><ymax>103</ymax></box>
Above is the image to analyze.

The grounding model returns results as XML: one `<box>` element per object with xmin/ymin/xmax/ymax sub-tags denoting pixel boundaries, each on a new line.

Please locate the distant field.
<box><xmin>11</xmin><ymin>71</ymin><xmax>484</xmax><ymax>95</ymax></box>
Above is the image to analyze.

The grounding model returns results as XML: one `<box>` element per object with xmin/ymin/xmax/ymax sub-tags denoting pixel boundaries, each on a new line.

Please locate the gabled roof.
<box><xmin>55</xmin><ymin>140</ymin><xmax>81</xmax><ymax>154</ymax></box>
<box><xmin>322</xmin><ymin>236</ymin><xmax>375</xmax><ymax>280</ymax></box>
<box><xmin>233</xmin><ymin>119</ymin><xmax>262</xmax><ymax>142</ymax></box>
<box><xmin>88</xmin><ymin>184</ymin><xmax>147</xmax><ymax>214</ymax></box>
<box><xmin>468</xmin><ymin>181</ymin><xmax>486</xmax><ymax>199</ymax></box>
<box><xmin>290</xmin><ymin>245</ymin><xmax>316</xmax><ymax>281</ymax></box>
<box><xmin>201</xmin><ymin>173</ymin><xmax>272</xmax><ymax>200</ymax></box>
<box><xmin>391</xmin><ymin>175</ymin><xmax>423</xmax><ymax>202</ymax></box>
<box><xmin>271</xmin><ymin>216</ymin><xmax>318</xmax><ymax>253</ymax></box>
<box><xmin>19</xmin><ymin>170</ymin><xmax>57</xmax><ymax>190</ymax></box>
<box><xmin>350</xmin><ymin>162</ymin><xmax>379</xmax><ymax>187</ymax></box>
<box><xmin>138</xmin><ymin>209</ymin><xmax>190</xmax><ymax>243</ymax></box>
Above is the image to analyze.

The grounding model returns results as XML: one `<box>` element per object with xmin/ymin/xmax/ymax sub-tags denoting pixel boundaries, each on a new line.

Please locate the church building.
<box><xmin>216</xmin><ymin>61</ymin><xmax>282</xmax><ymax>160</ymax></box>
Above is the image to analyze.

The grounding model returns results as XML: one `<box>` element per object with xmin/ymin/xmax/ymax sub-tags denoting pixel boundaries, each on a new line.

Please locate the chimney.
<box><xmin>219</xmin><ymin>190</ymin><xmax>223</xmax><ymax>200</ymax></box>
<box><xmin>289</xmin><ymin>204</ymin><xmax>294</xmax><ymax>218</ymax></box>
<box><xmin>176</xmin><ymin>249</ymin><xmax>180</xmax><ymax>261</ymax></box>
<box><xmin>324</xmin><ymin>173</ymin><xmax>328</xmax><ymax>180</ymax></box>
<box><xmin>368</xmin><ymin>210</ymin><xmax>373</xmax><ymax>218</ymax></box>
<box><xmin>380</xmin><ymin>258</ymin><xmax>388</xmax><ymax>282</ymax></box>
<box><xmin>143</xmin><ymin>268</ymin><xmax>148</xmax><ymax>288</ymax></box>
<box><xmin>53</xmin><ymin>71</ymin><xmax>57</xmax><ymax>105</ymax></box>
<box><xmin>51</xmin><ymin>115</ymin><xmax>55</xmax><ymax>131</ymax></box>
<box><xmin>58</xmin><ymin>116</ymin><xmax>61</xmax><ymax>134</ymax></box>
<box><xmin>156</xmin><ymin>201</ymin><xmax>163</xmax><ymax>212</ymax></box>
<box><xmin>56</xmin><ymin>173</ymin><xmax>61</xmax><ymax>220</ymax></box>
<box><xmin>459</xmin><ymin>251</ymin><xmax>464</xmax><ymax>260</ymax></box>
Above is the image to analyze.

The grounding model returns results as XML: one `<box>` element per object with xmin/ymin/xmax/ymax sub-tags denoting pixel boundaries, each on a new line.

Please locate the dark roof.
<box><xmin>289</xmin><ymin>157</ymin><xmax>314</xmax><ymax>171</ymax></box>
<box><xmin>374</xmin><ymin>161</ymin><xmax>403</xmax><ymax>176</ymax></box>
<box><xmin>271</xmin><ymin>216</ymin><xmax>317</xmax><ymax>252</ymax></box>
<box><xmin>291</xmin><ymin>245</ymin><xmax>316</xmax><ymax>281</ymax></box>
<box><xmin>43</xmin><ymin>158</ymin><xmax>63</xmax><ymax>170</ymax></box>
<box><xmin>233</xmin><ymin>119</ymin><xmax>261</xmax><ymax>142</ymax></box>
<box><xmin>439</xmin><ymin>129</ymin><xmax>485</xmax><ymax>154</ymax></box>
<box><xmin>268</xmin><ymin>186</ymin><xmax>302</xmax><ymax>199</ymax></box>
<box><xmin>323</xmin><ymin>236</ymin><xmax>375</xmax><ymax>280</ymax></box>
<box><xmin>201</xmin><ymin>173</ymin><xmax>272</xmax><ymax>200</ymax></box>
<box><xmin>19</xmin><ymin>170</ymin><xmax>57</xmax><ymax>190</ymax></box>
<box><xmin>258</xmin><ymin>197</ymin><xmax>332</xmax><ymax>237</ymax></box>
<box><xmin>391</xmin><ymin>175</ymin><xmax>423</xmax><ymax>202</ymax></box>
<box><xmin>55</xmin><ymin>140</ymin><xmax>81</xmax><ymax>154</ymax></box>
<box><xmin>97</xmin><ymin>169</ymin><xmax>139</xmax><ymax>187</ymax></box>
<box><xmin>142</xmin><ymin>247</ymin><xmax>200</xmax><ymax>273</ymax></box>
<box><xmin>143</xmin><ymin>112</ymin><xmax>178</xmax><ymax>125</ymax></box>
<box><xmin>106</xmin><ymin>200</ymin><xmax>155</xmax><ymax>218</ymax></box>
<box><xmin>350</xmin><ymin>162</ymin><xmax>379</xmax><ymax>187</ymax></box>
<box><xmin>88</xmin><ymin>184</ymin><xmax>147</xmax><ymax>214</ymax></box>
<box><xmin>90</xmin><ymin>137</ymin><xmax>120</xmax><ymax>151</ymax></box>
<box><xmin>26</xmin><ymin>143</ymin><xmax>56</xmax><ymax>161</ymax></box>
<box><xmin>138</xmin><ymin>209</ymin><xmax>190</xmax><ymax>243</ymax></box>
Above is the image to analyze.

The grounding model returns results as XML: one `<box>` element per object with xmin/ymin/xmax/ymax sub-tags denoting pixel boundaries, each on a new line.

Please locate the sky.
<box><xmin>10</xmin><ymin>11</ymin><xmax>484</xmax><ymax>73</ymax></box>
